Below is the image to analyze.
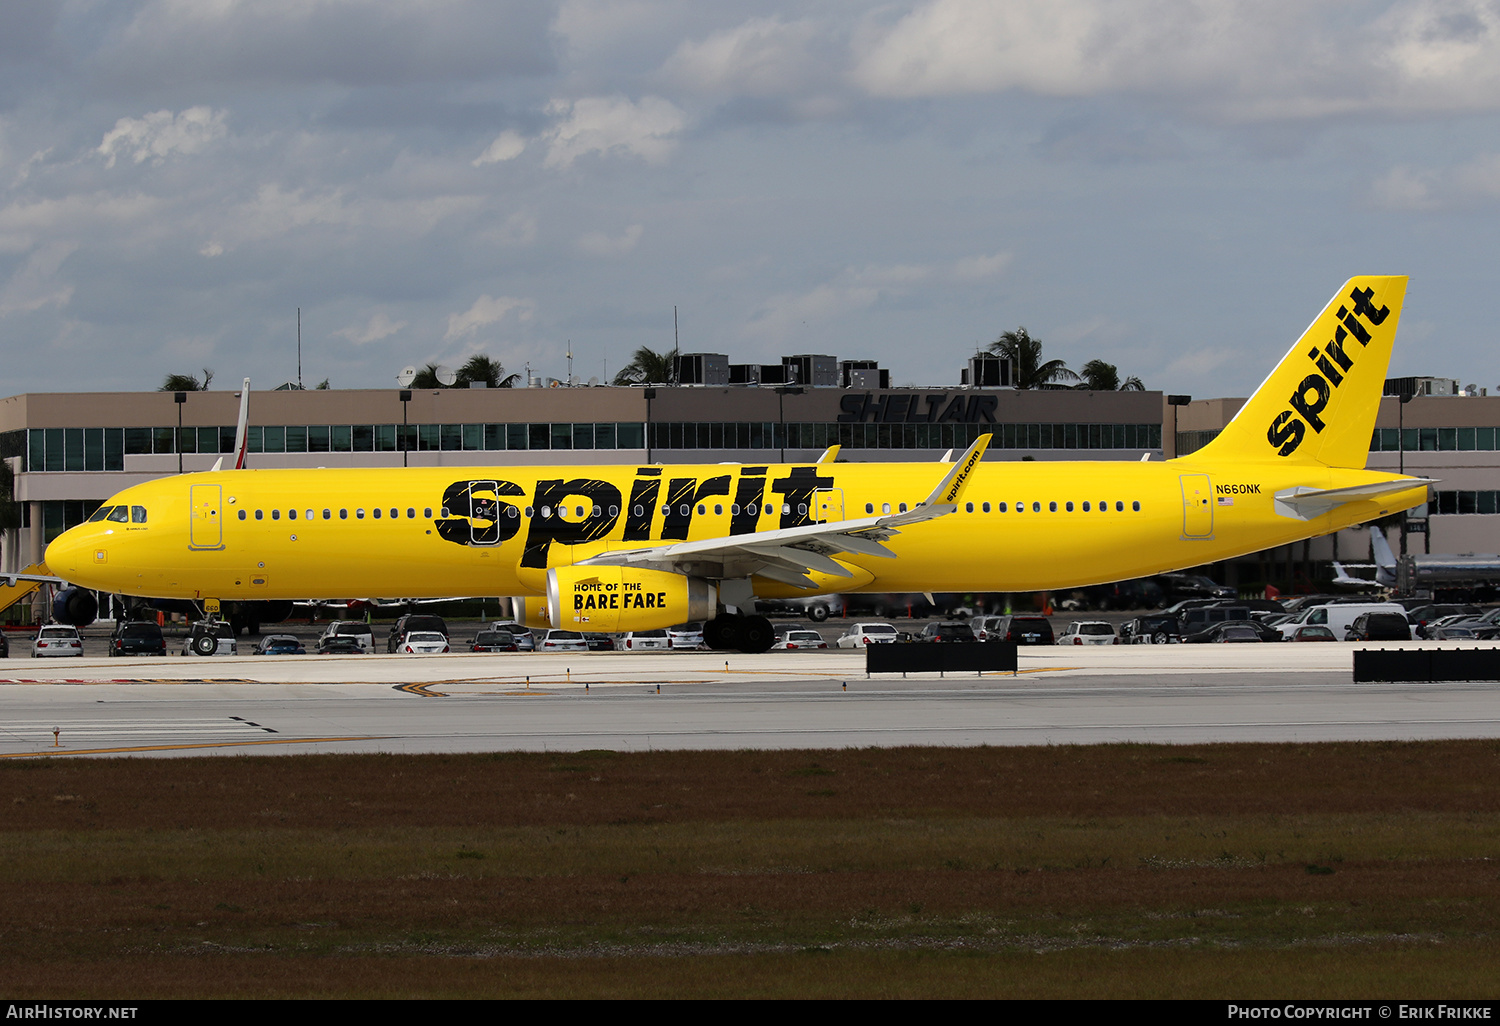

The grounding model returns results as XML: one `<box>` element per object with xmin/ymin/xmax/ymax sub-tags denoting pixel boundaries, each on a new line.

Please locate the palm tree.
<box><xmin>159</xmin><ymin>368</ymin><xmax>213</xmax><ymax>391</ymax></box>
<box><xmin>456</xmin><ymin>354</ymin><xmax>519</xmax><ymax>388</ymax></box>
<box><xmin>612</xmin><ymin>346</ymin><xmax>677</xmax><ymax>386</ymax></box>
<box><xmin>1076</xmin><ymin>359</ymin><xmax>1145</xmax><ymax>391</ymax></box>
<box><xmin>410</xmin><ymin>363</ymin><xmax>447</xmax><ymax>389</ymax></box>
<box><xmin>988</xmin><ymin>328</ymin><xmax>1076</xmax><ymax>389</ymax></box>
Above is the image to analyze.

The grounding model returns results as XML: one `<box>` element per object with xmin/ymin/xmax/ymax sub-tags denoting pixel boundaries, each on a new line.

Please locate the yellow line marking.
<box><xmin>0</xmin><ymin>736</ymin><xmax>377</xmax><ymax>758</ymax></box>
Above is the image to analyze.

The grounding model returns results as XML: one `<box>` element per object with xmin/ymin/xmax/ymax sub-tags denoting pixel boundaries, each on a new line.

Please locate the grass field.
<box><xmin>4</xmin><ymin>740</ymin><xmax>1500</xmax><ymax>998</ymax></box>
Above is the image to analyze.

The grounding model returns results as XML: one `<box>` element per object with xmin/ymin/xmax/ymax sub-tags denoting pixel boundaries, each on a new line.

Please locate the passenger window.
<box><xmin>1116</xmin><ymin>501</ymin><xmax>1124</xmax><ymax>511</ymax></box>
<box><xmin>272</xmin><ymin>510</ymin><xmax>281</xmax><ymax>520</ymax></box>
<box><xmin>634</xmin><ymin>505</ymin><xmax>644</xmax><ymax>517</ymax></box>
<box><xmin>1049</xmin><ymin>502</ymin><xmax>1057</xmax><ymax>512</ymax></box>
<box><xmin>661</xmin><ymin>505</ymin><xmax>670</xmax><ymax>516</ymax></box>
<box><xmin>507</xmin><ymin>507</ymin><xmax>518</xmax><ymax>518</ymax></box>
<box><xmin>1082</xmin><ymin>502</ymin><xmax>1089</xmax><ymax>511</ymax></box>
<box><xmin>356</xmin><ymin>509</ymin><xmax>364</xmax><ymax>519</ymax></box>
<box><xmin>592</xmin><ymin>506</ymin><xmax>602</xmax><ymax>518</ymax></box>
<box><xmin>424</xmin><ymin>508</ymin><xmax>432</xmax><ymax>518</ymax></box>
<box><xmin>576</xmin><ymin>506</ymin><xmax>584</xmax><ymax>518</ymax></box>
<box><xmin>898</xmin><ymin>503</ymin><xmax>907</xmax><ymax>513</ymax></box>
<box><xmin>1132</xmin><ymin>501</ymin><xmax>1141</xmax><ymax>511</ymax></box>
<box><xmin>748</xmin><ymin>503</ymin><xmax>758</xmax><ymax>515</ymax></box>
<box><xmin>998</xmin><ymin>502</ymin><xmax>1007</xmax><ymax>512</ymax></box>
<box><xmin>881</xmin><ymin>503</ymin><xmax>891</xmax><ymax>514</ymax></box>
<box><xmin>372</xmin><ymin>508</ymin><xmax>381</xmax><ymax>519</ymax></box>
<box><xmin>340</xmin><ymin>509</ymin><xmax>348</xmax><ymax>520</ymax></box>
<box><xmin>982</xmin><ymin>502</ymin><xmax>991</xmax><ymax>513</ymax></box>
<box><xmin>540</xmin><ymin>506</ymin><xmax>551</xmax><ymax>519</ymax></box>
<box><xmin>965</xmin><ymin>502</ymin><xmax>974</xmax><ymax>513</ymax></box>
<box><xmin>131</xmin><ymin>506</ymin><xmax>147</xmax><ymax>523</ymax></box>
<box><xmin>732</xmin><ymin>504</ymin><xmax>741</xmax><ymax>515</ymax></box>
<box><xmin>238</xmin><ymin>510</ymin><xmax>246</xmax><ymax>520</ymax></box>
<box><xmin>865</xmin><ymin>503</ymin><xmax>874</xmax><ymax>514</ymax></box>
<box><xmin>524</xmin><ymin>506</ymin><xmax>534</xmax><ymax>517</ymax></box>
<box><xmin>782</xmin><ymin>503</ymin><xmax>790</xmax><ymax>515</ymax></box>
<box><xmin>255</xmin><ymin>510</ymin><xmax>263</xmax><ymax>521</ymax></box>
<box><xmin>390</xmin><ymin>508</ymin><xmax>398</xmax><ymax>519</ymax></box>
<box><xmin>289</xmin><ymin>509</ymin><xmax>297</xmax><ymax>520</ymax></box>
<box><xmin>698</xmin><ymin>504</ymin><xmax>706</xmax><ymax>515</ymax></box>
<box><xmin>1065</xmin><ymin>502</ymin><xmax>1073</xmax><ymax>512</ymax></box>
<box><xmin>407</xmin><ymin>508</ymin><xmax>416</xmax><ymax>519</ymax></box>
<box><xmin>322</xmin><ymin>509</ymin><xmax>331</xmax><ymax>520</ymax></box>
<box><xmin>714</xmin><ymin>504</ymin><xmax>723</xmax><ymax>515</ymax></box>
<box><xmin>306</xmin><ymin>510</ymin><xmax>314</xmax><ymax>520</ymax></box>
<box><xmin>610</xmin><ymin>505</ymin><xmax>620</xmax><ymax>516</ymax></box>
<box><xmin>1032</xmin><ymin>502</ymin><xmax>1040</xmax><ymax>512</ymax></box>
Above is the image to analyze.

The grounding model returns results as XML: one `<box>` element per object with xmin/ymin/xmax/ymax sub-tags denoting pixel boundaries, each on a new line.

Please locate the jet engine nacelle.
<box><xmin>53</xmin><ymin>587</ymin><xmax>99</xmax><ymax>626</ymax></box>
<box><xmin>547</xmin><ymin>565</ymin><xmax>717</xmax><ymax>633</ymax></box>
<box><xmin>508</xmin><ymin>595</ymin><xmax>553</xmax><ymax>630</ymax></box>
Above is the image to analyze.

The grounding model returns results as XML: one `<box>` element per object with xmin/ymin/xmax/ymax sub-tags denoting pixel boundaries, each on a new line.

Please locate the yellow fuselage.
<box><xmin>45</xmin><ymin>456</ymin><xmax>1426</xmax><ymax>602</ymax></box>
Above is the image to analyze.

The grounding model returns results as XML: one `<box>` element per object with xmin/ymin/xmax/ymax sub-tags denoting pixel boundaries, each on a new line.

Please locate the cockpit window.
<box><xmin>131</xmin><ymin>506</ymin><xmax>147</xmax><ymax>524</ymax></box>
<box><xmin>87</xmin><ymin>506</ymin><xmax>113</xmax><ymax>523</ymax></box>
<box><xmin>108</xmin><ymin>507</ymin><xmax>129</xmax><ymax>523</ymax></box>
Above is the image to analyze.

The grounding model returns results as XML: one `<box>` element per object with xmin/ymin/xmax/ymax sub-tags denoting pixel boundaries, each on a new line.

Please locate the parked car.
<box><xmin>1182</xmin><ymin>620</ymin><xmax>1282</xmax><ymax>644</ymax></box>
<box><xmin>386</xmin><ymin>614</ymin><xmax>449</xmax><ymax>653</ymax></box>
<box><xmin>399</xmin><ymin>631</ymin><xmax>450</xmax><ymax>654</ymax></box>
<box><xmin>319</xmin><ymin>620</ymin><xmax>374</xmax><ymax>654</ymax></box>
<box><xmin>470</xmin><ymin>629</ymin><xmax>520</xmax><ymax>653</ymax></box>
<box><xmin>1056</xmin><ymin>621</ymin><xmax>1118</xmax><ymax>645</ymax></box>
<box><xmin>1120</xmin><ymin>615</ymin><xmax>1182</xmax><ymax>645</ymax></box>
<box><xmin>772</xmin><ymin>629</ymin><xmax>828</xmax><ymax>650</ymax></box>
<box><xmin>1344</xmin><ymin>612</ymin><xmax>1413</xmax><ymax>642</ymax></box>
<box><xmin>1210</xmin><ymin>624</ymin><xmax>1265</xmax><ymax>643</ymax></box>
<box><xmin>835</xmin><ymin>623</ymin><xmax>900</xmax><ymax>648</ymax></box>
<box><xmin>318</xmin><ymin>634</ymin><xmax>365</xmax><ymax>655</ymax></box>
<box><xmin>255</xmin><ymin>634</ymin><xmax>306</xmax><ymax>655</ymax></box>
<box><xmin>1288</xmin><ymin>625</ymin><xmax>1338</xmax><ymax>642</ymax></box>
<box><xmin>621</xmin><ymin>629</ymin><xmax>670</xmax><ymax>651</ymax></box>
<box><xmin>667</xmin><ymin>622</ymin><xmax>706</xmax><ymax>650</ymax></box>
<box><xmin>32</xmin><ymin>624</ymin><xmax>83</xmax><ymax>657</ymax></box>
<box><xmin>537</xmin><ymin>629</ymin><xmax>587</xmax><ymax>652</ymax></box>
<box><xmin>985</xmin><ymin>615</ymin><xmax>1055</xmax><ymax>646</ymax></box>
<box><xmin>182</xmin><ymin>620</ymin><xmax>237</xmax><ymax>656</ymax></box>
<box><xmin>583</xmin><ymin>633</ymin><xmax>616</xmax><ymax>651</ymax></box>
<box><xmin>0</xmin><ymin>631</ymin><xmax>9</xmax><ymax>658</ymax></box>
<box><xmin>920</xmin><ymin>621</ymin><xmax>976</xmax><ymax>643</ymax></box>
<box><xmin>110</xmin><ymin>620</ymin><xmax>166</xmax><ymax>656</ymax></box>
<box><xmin>487</xmin><ymin>621</ymin><xmax>535</xmax><ymax>651</ymax></box>
<box><xmin>1277</xmin><ymin>602</ymin><xmax>1409</xmax><ymax>641</ymax></box>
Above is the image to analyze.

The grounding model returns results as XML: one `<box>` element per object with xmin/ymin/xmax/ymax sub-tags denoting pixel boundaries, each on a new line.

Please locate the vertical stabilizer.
<box><xmin>1187</xmin><ymin>276</ymin><xmax>1406</xmax><ymax>468</ymax></box>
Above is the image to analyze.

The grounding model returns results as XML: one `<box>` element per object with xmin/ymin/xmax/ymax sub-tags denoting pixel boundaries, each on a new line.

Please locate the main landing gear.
<box><xmin>705</xmin><ymin>613</ymin><xmax>775</xmax><ymax>653</ymax></box>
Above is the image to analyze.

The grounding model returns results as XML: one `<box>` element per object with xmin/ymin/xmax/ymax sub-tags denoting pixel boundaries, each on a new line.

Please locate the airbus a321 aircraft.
<box><xmin>46</xmin><ymin>276</ymin><xmax>1430</xmax><ymax>652</ymax></box>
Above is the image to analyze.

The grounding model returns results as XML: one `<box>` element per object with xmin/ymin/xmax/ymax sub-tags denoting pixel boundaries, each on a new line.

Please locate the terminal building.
<box><xmin>1</xmin><ymin>349</ymin><xmax>1495</xmax><ymax>602</ymax></box>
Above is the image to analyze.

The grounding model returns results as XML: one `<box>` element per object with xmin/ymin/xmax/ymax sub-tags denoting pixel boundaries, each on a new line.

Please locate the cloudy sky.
<box><xmin>2</xmin><ymin>0</ymin><xmax>1497</xmax><ymax>399</ymax></box>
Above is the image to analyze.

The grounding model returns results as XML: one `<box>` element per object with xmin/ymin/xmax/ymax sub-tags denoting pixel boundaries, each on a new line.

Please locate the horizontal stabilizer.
<box><xmin>1274</xmin><ymin>478</ymin><xmax>1434</xmax><ymax>521</ymax></box>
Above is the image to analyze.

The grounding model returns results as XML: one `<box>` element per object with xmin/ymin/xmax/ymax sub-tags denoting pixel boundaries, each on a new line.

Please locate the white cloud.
<box><xmin>473</xmin><ymin>130</ymin><xmax>526</xmax><ymax>166</ymax></box>
<box><xmin>1370</xmin><ymin>153</ymin><xmax>1500</xmax><ymax>210</ymax></box>
<box><xmin>578</xmin><ymin>223</ymin><xmax>643</xmax><ymax>256</ymax></box>
<box><xmin>666</xmin><ymin>16</ymin><xmax>829</xmax><ymax>97</ymax></box>
<box><xmin>444</xmin><ymin>294</ymin><xmax>534</xmax><ymax>342</ymax></box>
<box><xmin>0</xmin><ymin>241</ymin><xmax>76</xmax><ymax>315</ymax></box>
<box><xmin>335</xmin><ymin>311</ymin><xmax>408</xmax><ymax>345</ymax></box>
<box><xmin>97</xmin><ymin>107</ymin><xmax>228</xmax><ymax>168</ymax></box>
<box><xmin>543</xmin><ymin>95</ymin><xmax>685</xmax><ymax>168</ymax></box>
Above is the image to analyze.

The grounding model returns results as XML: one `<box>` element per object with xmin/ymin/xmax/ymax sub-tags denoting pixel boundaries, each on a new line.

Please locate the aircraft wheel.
<box><xmin>737</xmin><ymin>616</ymin><xmax>774</xmax><ymax>653</ymax></box>
<box><xmin>193</xmin><ymin>634</ymin><xmax>218</xmax><ymax>657</ymax></box>
<box><xmin>807</xmin><ymin>603</ymin><xmax>829</xmax><ymax>622</ymax></box>
<box><xmin>704</xmin><ymin>616</ymin><xmax>740</xmax><ymax>650</ymax></box>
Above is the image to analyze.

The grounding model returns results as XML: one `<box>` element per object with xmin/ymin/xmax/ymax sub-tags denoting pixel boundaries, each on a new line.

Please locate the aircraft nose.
<box><xmin>45</xmin><ymin>525</ymin><xmax>96</xmax><ymax>578</ymax></box>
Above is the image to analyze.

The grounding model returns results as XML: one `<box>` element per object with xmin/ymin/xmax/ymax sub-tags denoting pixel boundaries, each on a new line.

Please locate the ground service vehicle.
<box><xmin>46</xmin><ymin>278</ymin><xmax>1431</xmax><ymax>655</ymax></box>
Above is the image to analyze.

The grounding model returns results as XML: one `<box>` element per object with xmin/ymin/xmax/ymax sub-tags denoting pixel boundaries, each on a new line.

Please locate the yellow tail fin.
<box><xmin>1189</xmin><ymin>276</ymin><xmax>1407</xmax><ymax>468</ymax></box>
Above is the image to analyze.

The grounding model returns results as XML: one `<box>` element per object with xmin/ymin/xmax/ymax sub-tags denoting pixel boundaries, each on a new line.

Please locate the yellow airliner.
<box><xmin>46</xmin><ymin>276</ymin><xmax>1429</xmax><ymax>651</ymax></box>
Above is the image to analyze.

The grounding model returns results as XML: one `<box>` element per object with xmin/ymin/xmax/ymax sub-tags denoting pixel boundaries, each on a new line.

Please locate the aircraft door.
<box><xmin>814</xmin><ymin>488</ymin><xmax>844</xmax><ymax>523</ymax></box>
<box><xmin>189</xmin><ymin>484</ymin><xmax>224</xmax><ymax>550</ymax></box>
<box><xmin>1179</xmin><ymin>474</ymin><xmax>1214</xmax><ymax>539</ymax></box>
<box><xmin>469</xmin><ymin>481</ymin><xmax>500</xmax><ymax>545</ymax></box>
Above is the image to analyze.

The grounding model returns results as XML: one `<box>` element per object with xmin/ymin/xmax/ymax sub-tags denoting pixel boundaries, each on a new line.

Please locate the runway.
<box><xmin>3</xmin><ymin>642</ymin><xmax>1499</xmax><ymax>757</ymax></box>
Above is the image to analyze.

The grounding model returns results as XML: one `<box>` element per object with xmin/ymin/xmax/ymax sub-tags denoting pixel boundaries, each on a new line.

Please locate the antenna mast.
<box><xmin>297</xmin><ymin>308</ymin><xmax>302</xmax><ymax>389</ymax></box>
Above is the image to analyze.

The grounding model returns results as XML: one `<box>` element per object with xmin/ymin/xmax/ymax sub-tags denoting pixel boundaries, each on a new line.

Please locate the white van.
<box><xmin>1276</xmin><ymin>602</ymin><xmax>1407</xmax><ymax>641</ymax></box>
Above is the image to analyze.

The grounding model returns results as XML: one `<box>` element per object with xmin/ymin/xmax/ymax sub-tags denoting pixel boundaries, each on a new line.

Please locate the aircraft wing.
<box><xmin>576</xmin><ymin>434</ymin><xmax>991</xmax><ymax>589</ymax></box>
<box><xmin>1274</xmin><ymin>478</ymin><xmax>1435</xmax><ymax>521</ymax></box>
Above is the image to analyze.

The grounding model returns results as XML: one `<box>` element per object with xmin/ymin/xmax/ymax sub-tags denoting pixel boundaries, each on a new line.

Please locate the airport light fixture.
<box><xmin>1167</xmin><ymin>394</ymin><xmax>1191</xmax><ymax>459</ymax></box>
<box><xmin>174</xmin><ymin>391</ymin><xmax>187</xmax><ymax>474</ymax></box>
<box><xmin>399</xmin><ymin>389</ymin><xmax>412</xmax><ymax>467</ymax></box>
<box><xmin>775</xmin><ymin>386</ymin><xmax>805</xmax><ymax>463</ymax></box>
<box><xmin>644</xmin><ymin>388</ymin><xmax>656</xmax><ymax>463</ymax></box>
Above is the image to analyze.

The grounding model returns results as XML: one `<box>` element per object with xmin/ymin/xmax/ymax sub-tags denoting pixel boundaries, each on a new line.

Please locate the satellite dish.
<box><xmin>435</xmin><ymin>365</ymin><xmax>457</xmax><ymax>386</ymax></box>
<box><xmin>396</xmin><ymin>366</ymin><xmax>417</xmax><ymax>387</ymax></box>
<box><xmin>587</xmin><ymin>376</ymin><xmax>599</xmax><ymax>387</ymax></box>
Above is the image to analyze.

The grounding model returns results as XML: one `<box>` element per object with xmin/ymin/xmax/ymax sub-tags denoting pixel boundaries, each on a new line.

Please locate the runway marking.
<box><xmin>0</xmin><ymin>678</ymin><xmax>259</xmax><ymax>685</ymax></box>
<box><xmin>396</xmin><ymin>681</ymin><xmax>557</xmax><ymax>697</ymax></box>
<box><xmin>0</xmin><ymin>736</ymin><xmax>379</xmax><ymax>758</ymax></box>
